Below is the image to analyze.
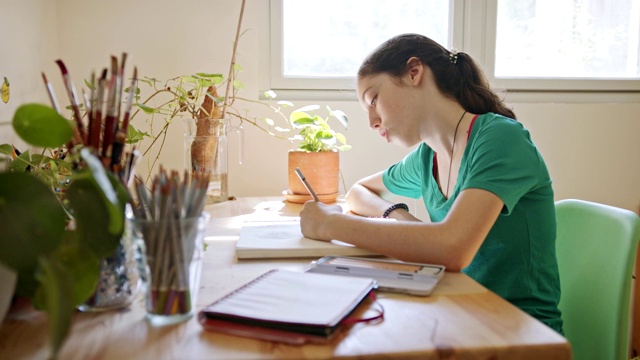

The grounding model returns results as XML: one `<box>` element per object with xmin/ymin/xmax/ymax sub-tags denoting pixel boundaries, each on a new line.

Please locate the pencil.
<box><xmin>132</xmin><ymin>168</ymin><xmax>209</xmax><ymax>316</ymax></box>
<box><xmin>294</xmin><ymin>167</ymin><xmax>320</xmax><ymax>201</ymax></box>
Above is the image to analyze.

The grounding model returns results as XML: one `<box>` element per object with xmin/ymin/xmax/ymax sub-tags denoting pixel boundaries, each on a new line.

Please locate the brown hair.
<box><xmin>358</xmin><ymin>33</ymin><xmax>516</xmax><ymax>119</ymax></box>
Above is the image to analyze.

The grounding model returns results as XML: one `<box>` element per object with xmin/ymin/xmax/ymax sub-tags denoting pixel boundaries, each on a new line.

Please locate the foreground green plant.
<box><xmin>0</xmin><ymin>103</ymin><xmax>128</xmax><ymax>359</ymax></box>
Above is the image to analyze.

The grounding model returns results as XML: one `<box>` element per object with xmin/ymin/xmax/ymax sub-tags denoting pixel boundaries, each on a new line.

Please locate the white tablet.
<box><xmin>305</xmin><ymin>256</ymin><xmax>445</xmax><ymax>296</ymax></box>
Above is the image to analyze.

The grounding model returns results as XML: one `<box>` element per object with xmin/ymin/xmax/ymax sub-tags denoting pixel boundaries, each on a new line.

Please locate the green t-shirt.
<box><xmin>383</xmin><ymin>112</ymin><xmax>563</xmax><ymax>333</ymax></box>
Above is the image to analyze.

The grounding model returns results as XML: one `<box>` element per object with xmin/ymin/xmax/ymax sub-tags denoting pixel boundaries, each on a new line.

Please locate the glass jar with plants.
<box><xmin>129</xmin><ymin>70</ymin><xmax>291</xmax><ymax>204</ymax></box>
<box><xmin>125</xmin><ymin>0</ymin><xmax>291</xmax><ymax>204</ymax></box>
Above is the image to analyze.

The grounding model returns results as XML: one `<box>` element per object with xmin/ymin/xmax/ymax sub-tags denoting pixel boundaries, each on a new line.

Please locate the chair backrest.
<box><xmin>555</xmin><ymin>199</ymin><xmax>640</xmax><ymax>360</ymax></box>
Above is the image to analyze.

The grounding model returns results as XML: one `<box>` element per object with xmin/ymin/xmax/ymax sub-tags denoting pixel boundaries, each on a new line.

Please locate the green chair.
<box><xmin>555</xmin><ymin>199</ymin><xmax>640</xmax><ymax>360</ymax></box>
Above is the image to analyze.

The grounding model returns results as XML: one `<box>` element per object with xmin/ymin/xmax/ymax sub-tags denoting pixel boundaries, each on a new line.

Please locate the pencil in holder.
<box><xmin>131</xmin><ymin>213</ymin><xmax>210</xmax><ymax>326</ymax></box>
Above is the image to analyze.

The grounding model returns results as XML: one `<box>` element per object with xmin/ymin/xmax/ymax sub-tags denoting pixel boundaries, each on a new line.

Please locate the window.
<box><xmin>270</xmin><ymin>0</ymin><xmax>452</xmax><ymax>91</ymax></box>
<box><xmin>492</xmin><ymin>0</ymin><xmax>640</xmax><ymax>90</ymax></box>
<box><xmin>268</xmin><ymin>0</ymin><xmax>640</xmax><ymax>95</ymax></box>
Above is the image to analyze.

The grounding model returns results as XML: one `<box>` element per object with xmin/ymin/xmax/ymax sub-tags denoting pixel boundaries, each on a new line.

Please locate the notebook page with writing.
<box><xmin>200</xmin><ymin>269</ymin><xmax>376</xmax><ymax>328</ymax></box>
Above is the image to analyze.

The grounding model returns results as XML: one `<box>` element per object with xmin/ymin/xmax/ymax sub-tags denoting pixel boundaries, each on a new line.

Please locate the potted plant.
<box><xmin>0</xmin><ymin>104</ymin><xmax>129</xmax><ymax>359</ymax></box>
<box><xmin>125</xmin><ymin>0</ymin><xmax>292</xmax><ymax>203</ymax></box>
<box><xmin>285</xmin><ymin>105</ymin><xmax>351</xmax><ymax>204</ymax></box>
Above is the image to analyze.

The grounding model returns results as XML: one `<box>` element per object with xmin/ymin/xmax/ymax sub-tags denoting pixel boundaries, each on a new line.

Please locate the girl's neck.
<box><xmin>420</xmin><ymin>102</ymin><xmax>469</xmax><ymax>155</ymax></box>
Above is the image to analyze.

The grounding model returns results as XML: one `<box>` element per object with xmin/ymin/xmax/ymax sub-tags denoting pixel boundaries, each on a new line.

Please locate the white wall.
<box><xmin>0</xmin><ymin>0</ymin><xmax>58</xmax><ymax>148</ymax></box>
<box><xmin>1</xmin><ymin>0</ymin><xmax>638</xmax><ymax>213</ymax></box>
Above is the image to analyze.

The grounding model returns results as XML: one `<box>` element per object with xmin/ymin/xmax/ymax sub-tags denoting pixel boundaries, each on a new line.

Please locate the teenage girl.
<box><xmin>299</xmin><ymin>33</ymin><xmax>563</xmax><ymax>333</ymax></box>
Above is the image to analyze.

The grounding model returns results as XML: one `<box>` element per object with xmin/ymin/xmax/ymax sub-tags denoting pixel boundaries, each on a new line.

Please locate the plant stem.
<box><xmin>221</xmin><ymin>0</ymin><xmax>246</xmax><ymax>119</ymax></box>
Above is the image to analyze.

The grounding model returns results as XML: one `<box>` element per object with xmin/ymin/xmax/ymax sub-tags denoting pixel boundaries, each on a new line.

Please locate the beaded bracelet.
<box><xmin>382</xmin><ymin>203</ymin><xmax>409</xmax><ymax>218</ymax></box>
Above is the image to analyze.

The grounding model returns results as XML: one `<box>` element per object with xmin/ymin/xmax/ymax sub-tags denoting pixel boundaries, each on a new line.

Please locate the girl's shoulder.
<box><xmin>476</xmin><ymin>112</ymin><xmax>518</xmax><ymax>126</ymax></box>
<box><xmin>473</xmin><ymin>112</ymin><xmax>527</xmax><ymax>138</ymax></box>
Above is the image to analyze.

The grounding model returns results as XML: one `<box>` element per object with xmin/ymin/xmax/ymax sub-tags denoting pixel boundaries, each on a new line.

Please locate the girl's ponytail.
<box><xmin>359</xmin><ymin>34</ymin><xmax>516</xmax><ymax>120</ymax></box>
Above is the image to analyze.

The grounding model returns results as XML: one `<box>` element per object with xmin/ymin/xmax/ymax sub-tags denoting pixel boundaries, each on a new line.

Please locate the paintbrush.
<box><xmin>124</xmin><ymin>147</ymin><xmax>140</xmax><ymax>187</ymax></box>
<box><xmin>110</xmin><ymin>67</ymin><xmax>138</xmax><ymax>171</ymax></box>
<box><xmin>116</xmin><ymin>52</ymin><xmax>128</xmax><ymax>119</ymax></box>
<box><xmin>84</xmin><ymin>72</ymin><xmax>96</xmax><ymax>151</ymax></box>
<box><xmin>120</xmin><ymin>66</ymin><xmax>137</xmax><ymax>135</ymax></box>
<box><xmin>41</xmin><ymin>72</ymin><xmax>61</xmax><ymax>113</ymax></box>
<box><xmin>91</xmin><ymin>69</ymin><xmax>108</xmax><ymax>151</ymax></box>
<box><xmin>42</xmin><ymin>71</ymin><xmax>74</xmax><ymax>156</ymax></box>
<box><xmin>55</xmin><ymin>59</ymin><xmax>87</xmax><ymax>145</ymax></box>
<box><xmin>101</xmin><ymin>56</ymin><xmax>119</xmax><ymax>163</ymax></box>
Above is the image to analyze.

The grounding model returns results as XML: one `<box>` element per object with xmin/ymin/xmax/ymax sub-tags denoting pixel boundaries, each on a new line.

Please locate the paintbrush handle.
<box><xmin>55</xmin><ymin>60</ymin><xmax>87</xmax><ymax>144</ymax></box>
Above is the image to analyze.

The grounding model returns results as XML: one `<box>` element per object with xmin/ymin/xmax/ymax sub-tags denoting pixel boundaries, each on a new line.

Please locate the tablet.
<box><xmin>305</xmin><ymin>256</ymin><xmax>445</xmax><ymax>296</ymax></box>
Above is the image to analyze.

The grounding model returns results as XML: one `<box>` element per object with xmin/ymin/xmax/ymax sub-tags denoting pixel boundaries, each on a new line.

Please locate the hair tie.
<box><xmin>449</xmin><ymin>49</ymin><xmax>458</xmax><ymax>64</ymax></box>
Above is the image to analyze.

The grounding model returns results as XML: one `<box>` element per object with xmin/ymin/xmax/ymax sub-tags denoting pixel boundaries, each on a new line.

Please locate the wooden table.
<box><xmin>0</xmin><ymin>197</ymin><xmax>571</xmax><ymax>359</ymax></box>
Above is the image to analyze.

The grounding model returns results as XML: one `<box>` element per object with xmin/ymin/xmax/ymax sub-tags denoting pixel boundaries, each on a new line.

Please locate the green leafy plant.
<box><xmin>133</xmin><ymin>72</ymin><xmax>292</xmax><ymax>136</ymax></box>
<box><xmin>123</xmin><ymin>0</ymin><xmax>292</xmax><ymax>186</ymax></box>
<box><xmin>288</xmin><ymin>104</ymin><xmax>351</xmax><ymax>152</ymax></box>
<box><xmin>0</xmin><ymin>104</ymin><xmax>128</xmax><ymax>359</ymax></box>
<box><xmin>127</xmin><ymin>72</ymin><xmax>292</xmax><ymax>179</ymax></box>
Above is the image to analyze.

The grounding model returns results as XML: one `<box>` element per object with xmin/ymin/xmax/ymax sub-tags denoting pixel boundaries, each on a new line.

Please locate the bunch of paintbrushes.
<box><xmin>132</xmin><ymin>169</ymin><xmax>209</xmax><ymax>317</ymax></box>
<box><xmin>42</xmin><ymin>53</ymin><xmax>139</xmax><ymax>185</ymax></box>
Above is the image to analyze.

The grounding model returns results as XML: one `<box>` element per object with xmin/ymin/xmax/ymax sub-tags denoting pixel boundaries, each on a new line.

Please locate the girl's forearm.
<box><xmin>345</xmin><ymin>184</ymin><xmax>393</xmax><ymax>217</ymax></box>
<box><xmin>323</xmin><ymin>213</ymin><xmax>461</xmax><ymax>267</ymax></box>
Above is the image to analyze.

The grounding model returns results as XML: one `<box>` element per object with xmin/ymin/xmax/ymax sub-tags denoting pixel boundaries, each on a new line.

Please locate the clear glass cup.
<box><xmin>131</xmin><ymin>213</ymin><xmax>210</xmax><ymax>326</ymax></box>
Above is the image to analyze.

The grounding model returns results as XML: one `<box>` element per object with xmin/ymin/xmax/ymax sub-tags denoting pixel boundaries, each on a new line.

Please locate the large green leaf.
<box><xmin>80</xmin><ymin>148</ymin><xmax>122</xmax><ymax>215</ymax></box>
<box><xmin>0</xmin><ymin>143</ymin><xmax>13</xmax><ymax>155</ymax></box>
<box><xmin>330</xmin><ymin>108</ymin><xmax>348</xmax><ymax>129</ymax></box>
<box><xmin>34</xmin><ymin>256</ymin><xmax>75</xmax><ymax>359</ymax></box>
<box><xmin>10</xmin><ymin>150</ymin><xmax>31</xmax><ymax>172</ymax></box>
<box><xmin>290</xmin><ymin>112</ymin><xmax>316</xmax><ymax>128</ymax></box>
<box><xmin>316</xmin><ymin>130</ymin><xmax>337</xmax><ymax>147</ymax></box>
<box><xmin>66</xmin><ymin>175</ymin><xmax>123</xmax><ymax>257</ymax></box>
<box><xmin>295</xmin><ymin>105</ymin><xmax>320</xmax><ymax>113</ymax></box>
<box><xmin>13</xmin><ymin>103</ymin><xmax>74</xmax><ymax>148</ymax></box>
<box><xmin>0</xmin><ymin>172</ymin><xmax>67</xmax><ymax>297</ymax></box>
<box><xmin>335</xmin><ymin>133</ymin><xmax>348</xmax><ymax>145</ymax></box>
<box><xmin>48</xmin><ymin>236</ymin><xmax>101</xmax><ymax>306</ymax></box>
<box><xmin>65</xmin><ymin>149</ymin><xmax>127</xmax><ymax>257</ymax></box>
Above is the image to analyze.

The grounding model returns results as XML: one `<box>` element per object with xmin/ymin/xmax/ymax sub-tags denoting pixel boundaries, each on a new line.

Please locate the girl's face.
<box><xmin>357</xmin><ymin>72</ymin><xmax>422</xmax><ymax>147</ymax></box>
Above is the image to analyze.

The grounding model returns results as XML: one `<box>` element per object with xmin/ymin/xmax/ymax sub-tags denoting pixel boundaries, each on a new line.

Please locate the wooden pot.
<box><xmin>286</xmin><ymin>150</ymin><xmax>339</xmax><ymax>203</ymax></box>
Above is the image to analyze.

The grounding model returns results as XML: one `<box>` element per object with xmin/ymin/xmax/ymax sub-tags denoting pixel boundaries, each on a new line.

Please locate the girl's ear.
<box><xmin>405</xmin><ymin>57</ymin><xmax>424</xmax><ymax>86</ymax></box>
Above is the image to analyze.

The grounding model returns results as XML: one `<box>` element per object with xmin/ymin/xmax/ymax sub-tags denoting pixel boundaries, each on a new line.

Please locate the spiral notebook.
<box><xmin>198</xmin><ymin>269</ymin><xmax>377</xmax><ymax>344</ymax></box>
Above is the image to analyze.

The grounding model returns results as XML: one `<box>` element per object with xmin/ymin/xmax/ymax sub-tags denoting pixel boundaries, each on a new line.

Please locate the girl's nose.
<box><xmin>369</xmin><ymin>112</ymin><xmax>381</xmax><ymax>130</ymax></box>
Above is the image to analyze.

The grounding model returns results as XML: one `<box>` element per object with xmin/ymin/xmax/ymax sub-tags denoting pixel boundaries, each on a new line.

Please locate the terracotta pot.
<box><xmin>287</xmin><ymin>150</ymin><xmax>339</xmax><ymax>203</ymax></box>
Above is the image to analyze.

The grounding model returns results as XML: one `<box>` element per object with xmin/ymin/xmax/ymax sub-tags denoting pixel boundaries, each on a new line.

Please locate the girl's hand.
<box><xmin>299</xmin><ymin>201</ymin><xmax>343</xmax><ymax>241</ymax></box>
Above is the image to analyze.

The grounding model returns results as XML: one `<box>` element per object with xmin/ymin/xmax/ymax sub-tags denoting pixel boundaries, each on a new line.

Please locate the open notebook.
<box><xmin>198</xmin><ymin>269</ymin><xmax>378</xmax><ymax>344</ymax></box>
<box><xmin>235</xmin><ymin>220</ymin><xmax>378</xmax><ymax>259</ymax></box>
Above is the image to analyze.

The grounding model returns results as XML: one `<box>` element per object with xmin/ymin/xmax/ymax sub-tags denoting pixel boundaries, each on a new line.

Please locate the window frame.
<box><xmin>265</xmin><ymin>0</ymin><xmax>640</xmax><ymax>100</ymax></box>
